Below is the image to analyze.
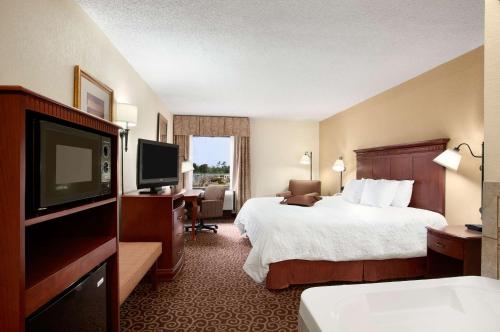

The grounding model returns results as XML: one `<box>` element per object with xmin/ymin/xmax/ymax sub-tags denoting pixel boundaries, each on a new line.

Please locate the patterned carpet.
<box><xmin>120</xmin><ymin>221</ymin><xmax>307</xmax><ymax>331</ymax></box>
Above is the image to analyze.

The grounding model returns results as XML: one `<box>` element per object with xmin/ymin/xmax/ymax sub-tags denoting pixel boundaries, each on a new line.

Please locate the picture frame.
<box><xmin>73</xmin><ymin>65</ymin><xmax>114</xmax><ymax>121</ymax></box>
<box><xmin>157</xmin><ymin>113</ymin><xmax>168</xmax><ymax>142</ymax></box>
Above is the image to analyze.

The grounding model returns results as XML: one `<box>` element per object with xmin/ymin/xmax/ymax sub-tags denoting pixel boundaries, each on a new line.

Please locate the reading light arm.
<box><xmin>455</xmin><ymin>142</ymin><xmax>485</xmax><ymax>214</ymax></box>
<box><xmin>455</xmin><ymin>143</ymin><xmax>482</xmax><ymax>159</ymax></box>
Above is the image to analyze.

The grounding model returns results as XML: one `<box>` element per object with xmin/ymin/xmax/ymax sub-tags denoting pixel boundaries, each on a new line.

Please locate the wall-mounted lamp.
<box><xmin>181</xmin><ymin>160</ymin><xmax>194</xmax><ymax>173</ymax></box>
<box><xmin>115</xmin><ymin>103</ymin><xmax>138</xmax><ymax>152</ymax></box>
<box><xmin>300</xmin><ymin>151</ymin><xmax>313</xmax><ymax>180</ymax></box>
<box><xmin>181</xmin><ymin>160</ymin><xmax>194</xmax><ymax>190</ymax></box>
<box><xmin>433</xmin><ymin>142</ymin><xmax>484</xmax><ymax>213</ymax></box>
<box><xmin>332</xmin><ymin>156</ymin><xmax>346</xmax><ymax>192</ymax></box>
<box><xmin>114</xmin><ymin>103</ymin><xmax>138</xmax><ymax>194</ymax></box>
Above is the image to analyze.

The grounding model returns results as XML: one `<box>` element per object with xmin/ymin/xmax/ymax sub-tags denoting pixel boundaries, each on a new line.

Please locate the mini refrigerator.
<box><xmin>26</xmin><ymin>263</ymin><xmax>108</xmax><ymax>332</ymax></box>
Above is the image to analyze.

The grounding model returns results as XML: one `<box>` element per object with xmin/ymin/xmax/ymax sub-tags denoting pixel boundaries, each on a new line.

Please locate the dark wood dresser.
<box><xmin>426</xmin><ymin>225</ymin><xmax>481</xmax><ymax>278</ymax></box>
<box><xmin>121</xmin><ymin>191</ymin><xmax>185</xmax><ymax>281</ymax></box>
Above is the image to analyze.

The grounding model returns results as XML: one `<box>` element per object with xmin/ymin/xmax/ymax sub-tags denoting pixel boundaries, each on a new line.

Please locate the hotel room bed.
<box><xmin>235</xmin><ymin>138</ymin><xmax>450</xmax><ymax>289</ymax></box>
<box><xmin>235</xmin><ymin>196</ymin><xmax>447</xmax><ymax>287</ymax></box>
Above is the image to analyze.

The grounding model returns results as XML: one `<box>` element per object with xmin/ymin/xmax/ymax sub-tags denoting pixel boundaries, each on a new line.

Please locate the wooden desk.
<box><xmin>182</xmin><ymin>189</ymin><xmax>204</xmax><ymax>240</ymax></box>
<box><xmin>426</xmin><ymin>225</ymin><xmax>481</xmax><ymax>278</ymax></box>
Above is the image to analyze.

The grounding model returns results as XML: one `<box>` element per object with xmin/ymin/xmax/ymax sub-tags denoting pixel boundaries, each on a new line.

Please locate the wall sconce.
<box><xmin>181</xmin><ymin>160</ymin><xmax>194</xmax><ymax>173</ymax></box>
<box><xmin>433</xmin><ymin>142</ymin><xmax>484</xmax><ymax>213</ymax></box>
<box><xmin>114</xmin><ymin>103</ymin><xmax>138</xmax><ymax>193</ymax></box>
<box><xmin>181</xmin><ymin>160</ymin><xmax>194</xmax><ymax>190</ymax></box>
<box><xmin>332</xmin><ymin>156</ymin><xmax>346</xmax><ymax>192</ymax></box>
<box><xmin>115</xmin><ymin>103</ymin><xmax>138</xmax><ymax>152</ymax></box>
<box><xmin>300</xmin><ymin>151</ymin><xmax>313</xmax><ymax>180</ymax></box>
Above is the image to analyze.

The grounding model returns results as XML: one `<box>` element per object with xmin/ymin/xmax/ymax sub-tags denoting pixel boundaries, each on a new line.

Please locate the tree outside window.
<box><xmin>192</xmin><ymin>136</ymin><xmax>231</xmax><ymax>189</ymax></box>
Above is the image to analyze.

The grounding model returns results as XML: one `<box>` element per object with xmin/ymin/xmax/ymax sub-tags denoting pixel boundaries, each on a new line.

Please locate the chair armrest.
<box><xmin>276</xmin><ymin>191</ymin><xmax>292</xmax><ymax>198</ymax></box>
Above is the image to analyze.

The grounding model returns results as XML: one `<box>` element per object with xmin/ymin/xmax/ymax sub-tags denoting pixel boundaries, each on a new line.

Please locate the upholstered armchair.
<box><xmin>188</xmin><ymin>185</ymin><xmax>226</xmax><ymax>234</ymax></box>
<box><xmin>276</xmin><ymin>180</ymin><xmax>322</xmax><ymax>198</ymax></box>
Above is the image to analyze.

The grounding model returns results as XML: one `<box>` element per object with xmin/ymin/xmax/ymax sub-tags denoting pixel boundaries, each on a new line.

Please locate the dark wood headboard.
<box><xmin>354</xmin><ymin>138</ymin><xmax>449</xmax><ymax>215</ymax></box>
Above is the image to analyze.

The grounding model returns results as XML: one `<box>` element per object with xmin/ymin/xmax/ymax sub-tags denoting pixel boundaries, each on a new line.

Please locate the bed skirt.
<box><xmin>266</xmin><ymin>257</ymin><xmax>427</xmax><ymax>289</ymax></box>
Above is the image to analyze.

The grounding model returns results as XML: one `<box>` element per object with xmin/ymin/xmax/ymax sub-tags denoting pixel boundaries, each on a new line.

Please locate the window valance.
<box><xmin>173</xmin><ymin>115</ymin><xmax>250</xmax><ymax>137</ymax></box>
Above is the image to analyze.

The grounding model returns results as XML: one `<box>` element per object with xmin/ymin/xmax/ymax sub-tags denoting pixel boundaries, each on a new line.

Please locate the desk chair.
<box><xmin>186</xmin><ymin>185</ymin><xmax>226</xmax><ymax>234</ymax></box>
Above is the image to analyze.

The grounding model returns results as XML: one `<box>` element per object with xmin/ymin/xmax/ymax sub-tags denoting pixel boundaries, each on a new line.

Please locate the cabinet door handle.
<box><xmin>435</xmin><ymin>241</ymin><xmax>445</xmax><ymax>248</ymax></box>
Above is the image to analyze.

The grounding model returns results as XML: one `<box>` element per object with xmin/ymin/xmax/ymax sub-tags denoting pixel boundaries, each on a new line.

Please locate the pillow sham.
<box><xmin>391</xmin><ymin>180</ymin><xmax>415</xmax><ymax>207</ymax></box>
<box><xmin>360</xmin><ymin>179</ymin><xmax>399</xmax><ymax>208</ymax></box>
<box><xmin>342</xmin><ymin>179</ymin><xmax>365</xmax><ymax>204</ymax></box>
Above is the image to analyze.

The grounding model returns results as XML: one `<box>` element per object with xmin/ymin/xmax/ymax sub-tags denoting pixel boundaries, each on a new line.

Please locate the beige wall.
<box><xmin>0</xmin><ymin>0</ymin><xmax>172</xmax><ymax>193</ymax></box>
<box><xmin>320</xmin><ymin>47</ymin><xmax>484</xmax><ymax>225</ymax></box>
<box><xmin>251</xmin><ymin>119</ymin><xmax>319</xmax><ymax>197</ymax></box>
<box><xmin>481</xmin><ymin>0</ymin><xmax>500</xmax><ymax>279</ymax></box>
<box><xmin>484</xmin><ymin>0</ymin><xmax>500</xmax><ymax>182</ymax></box>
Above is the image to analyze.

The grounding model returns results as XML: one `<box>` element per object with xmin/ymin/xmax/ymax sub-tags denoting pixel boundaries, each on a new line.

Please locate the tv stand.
<box><xmin>121</xmin><ymin>190</ymin><xmax>185</xmax><ymax>281</ymax></box>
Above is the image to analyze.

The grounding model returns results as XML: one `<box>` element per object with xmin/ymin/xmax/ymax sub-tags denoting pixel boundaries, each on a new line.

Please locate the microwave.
<box><xmin>26</xmin><ymin>115</ymin><xmax>112</xmax><ymax>216</ymax></box>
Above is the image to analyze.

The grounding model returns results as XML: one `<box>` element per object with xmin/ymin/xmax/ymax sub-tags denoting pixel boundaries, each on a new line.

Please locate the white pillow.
<box><xmin>391</xmin><ymin>180</ymin><xmax>415</xmax><ymax>207</ymax></box>
<box><xmin>360</xmin><ymin>179</ymin><xmax>399</xmax><ymax>208</ymax></box>
<box><xmin>342</xmin><ymin>179</ymin><xmax>365</xmax><ymax>204</ymax></box>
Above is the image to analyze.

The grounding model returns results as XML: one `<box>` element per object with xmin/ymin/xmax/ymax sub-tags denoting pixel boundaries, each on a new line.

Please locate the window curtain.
<box><xmin>173</xmin><ymin>115</ymin><xmax>249</xmax><ymax>137</ymax></box>
<box><xmin>174</xmin><ymin>135</ymin><xmax>190</xmax><ymax>190</ymax></box>
<box><xmin>233</xmin><ymin>136</ymin><xmax>251</xmax><ymax>211</ymax></box>
<box><xmin>173</xmin><ymin>115</ymin><xmax>251</xmax><ymax>208</ymax></box>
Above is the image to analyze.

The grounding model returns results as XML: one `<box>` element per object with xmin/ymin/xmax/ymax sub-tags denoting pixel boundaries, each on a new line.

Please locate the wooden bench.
<box><xmin>119</xmin><ymin>242</ymin><xmax>162</xmax><ymax>305</ymax></box>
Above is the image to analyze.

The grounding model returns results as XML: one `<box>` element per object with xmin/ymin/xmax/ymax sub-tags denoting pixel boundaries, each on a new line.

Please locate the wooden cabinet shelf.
<box><xmin>25</xmin><ymin>197</ymin><xmax>117</xmax><ymax>227</ymax></box>
<box><xmin>0</xmin><ymin>87</ymin><xmax>120</xmax><ymax>331</ymax></box>
<box><xmin>25</xmin><ymin>236</ymin><xmax>117</xmax><ymax>317</ymax></box>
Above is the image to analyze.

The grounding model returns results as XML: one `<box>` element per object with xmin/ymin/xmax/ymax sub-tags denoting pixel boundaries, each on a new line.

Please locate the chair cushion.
<box><xmin>204</xmin><ymin>185</ymin><xmax>226</xmax><ymax>200</ymax></box>
<box><xmin>119</xmin><ymin>242</ymin><xmax>162</xmax><ymax>305</ymax></box>
<box><xmin>199</xmin><ymin>200</ymin><xmax>224</xmax><ymax>219</ymax></box>
<box><xmin>289</xmin><ymin>180</ymin><xmax>321</xmax><ymax>196</ymax></box>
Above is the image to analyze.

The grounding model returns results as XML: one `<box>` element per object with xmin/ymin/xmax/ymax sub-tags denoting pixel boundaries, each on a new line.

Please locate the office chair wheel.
<box><xmin>214</xmin><ymin>229</ymin><xmax>217</xmax><ymax>233</ymax></box>
<box><xmin>214</xmin><ymin>225</ymin><xmax>219</xmax><ymax>229</ymax></box>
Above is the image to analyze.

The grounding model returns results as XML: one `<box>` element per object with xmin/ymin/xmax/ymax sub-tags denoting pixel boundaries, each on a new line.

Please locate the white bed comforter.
<box><xmin>234</xmin><ymin>196</ymin><xmax>447</xmax><ymax>283</ymax></box>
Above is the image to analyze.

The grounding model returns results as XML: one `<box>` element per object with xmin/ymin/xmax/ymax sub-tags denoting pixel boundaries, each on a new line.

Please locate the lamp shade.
<box><xmin>115</xmin><ymin>103</ymin><xmax>138</xmax><ymax>128</ymax></box>
<box><xmin>300</xmin><ymin>153</ymin><xmax>311</xmax><ymax>165</ymax></box>
<box><xmin>332</xmin><ymin>159</ymin><xmax>345</xmax><ymax>172</ymax></box>
<box><xmin>433</xmin><ymin>148</ymin><xmax>462</xmax><ymax>171</ymax></box>
<box><xmin>181</xmin><ymin>160</ymin><xmax>194</xmax><ymax>173</ymax></box>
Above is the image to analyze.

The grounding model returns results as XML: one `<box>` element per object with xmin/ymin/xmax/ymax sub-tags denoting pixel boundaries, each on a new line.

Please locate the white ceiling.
<box><xmin>76</xmin><ymin>0</ymin><xmax>484</xmax><ymax>120</ymax></box>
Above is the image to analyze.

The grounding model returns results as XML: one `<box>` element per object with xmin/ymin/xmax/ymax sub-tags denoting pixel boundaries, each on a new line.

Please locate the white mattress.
<box><xmin>234</xmin><ymin>196</ymin><xmax>447</xmax><ymax>283</ymax></box>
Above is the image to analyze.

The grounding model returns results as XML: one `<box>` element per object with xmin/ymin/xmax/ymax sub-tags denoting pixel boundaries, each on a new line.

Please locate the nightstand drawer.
<box><xmin>427</xmin><ymin>232</ymin><xmax>463</xmax><ymax>260</ymax></box>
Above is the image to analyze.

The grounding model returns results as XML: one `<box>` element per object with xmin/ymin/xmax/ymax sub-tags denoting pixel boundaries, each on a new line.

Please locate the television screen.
<box><xmin>137</xmin><ymin>139</ymin><xmax>179</xmax><ymax>190</ymax></box>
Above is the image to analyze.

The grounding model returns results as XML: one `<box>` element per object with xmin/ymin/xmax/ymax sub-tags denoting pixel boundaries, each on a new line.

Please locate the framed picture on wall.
<box><xmin>73</xmin><ymin>65</ymin><xmax>113</xmax><ymax>121</ymax></box>
<box><xmin>157</xmin><ymin>113</ymin><xmax>168</xmax><ymax>142</ymax></box>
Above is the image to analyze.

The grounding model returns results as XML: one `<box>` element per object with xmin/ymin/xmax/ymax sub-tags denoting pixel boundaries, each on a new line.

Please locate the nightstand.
<box><xmin>426</xmin><ymin>225</ymin><xmax>482</xmax><ymax>278</ymax></box>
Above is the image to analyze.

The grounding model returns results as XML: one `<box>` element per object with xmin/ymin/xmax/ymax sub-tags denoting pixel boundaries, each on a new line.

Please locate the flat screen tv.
<box><xmin>137</xmin><ymin>139</ymin><xmax>179</xmax><ymax>194</ymax></box>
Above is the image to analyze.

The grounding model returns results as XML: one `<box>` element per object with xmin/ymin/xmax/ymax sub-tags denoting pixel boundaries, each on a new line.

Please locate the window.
<box><xmin>191</xmin><ymin>136</ymin><xmax>231</xmax><ymax>189</ymax></box>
